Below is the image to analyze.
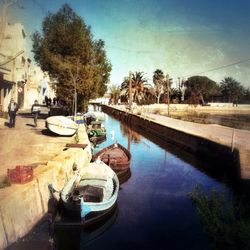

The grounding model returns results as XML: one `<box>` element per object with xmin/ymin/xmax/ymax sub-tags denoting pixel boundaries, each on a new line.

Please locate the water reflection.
<box><xmin>122</xmin><ymin>120</ymin><xmax>239</xmax><ymax>185</ymax></box>
<box><xmin>53</xmin><ymin>204</ymin><xmax>118</xmax><ymax>250</ymax></box>
<box><xmin>68</xmin><ymin>107</ymin><xmax>234</xmax><ymax>249</ymax></box>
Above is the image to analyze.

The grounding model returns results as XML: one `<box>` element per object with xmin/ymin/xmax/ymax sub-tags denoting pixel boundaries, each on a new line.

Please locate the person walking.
<box><xmin>31</xmin><ymin>100</ymin><xmax>41</xmax><ymax>127</ymax></box>
<box><xmin>8</xmin><ymin>98</ymin><xmax>19</xmax><ymax>128</ymax></box>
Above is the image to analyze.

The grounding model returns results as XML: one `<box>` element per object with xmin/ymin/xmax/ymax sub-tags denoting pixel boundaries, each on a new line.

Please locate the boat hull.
<box><xmin>60</xmin><ymin>162</ymin><xmax>119</xmax><ymax>224</ymax></box>
<box><xmin>46</xmin><ymin>116</ymin><xmax>78</xmax><ymax>136</ymax></box>
<box><xmin>93</xmin><ymin>143</ymin><xmax>131</xmax><ymax>173</ymax></box>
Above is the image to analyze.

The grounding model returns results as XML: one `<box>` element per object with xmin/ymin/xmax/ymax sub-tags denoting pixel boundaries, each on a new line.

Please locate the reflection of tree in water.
<box><xmin>120</xmin><ymin>123</ymin><xmax>141</xmax><ymax>144</ymax></box>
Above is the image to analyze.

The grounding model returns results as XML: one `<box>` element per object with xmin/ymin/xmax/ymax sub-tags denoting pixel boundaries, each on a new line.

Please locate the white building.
<box><xmin>0</xmin><ymin>20</ymin><xmax>55</xmax><ymax>111</ymax></box>
<box><xmin>0</xmin><ymin>22</ymin><xmax>28</xmax><ymax>111</ymax></box>
<box><xmin>27</xmin><ymin>67</ymin><xmax>55</xmax><ymax>106</ymax></box>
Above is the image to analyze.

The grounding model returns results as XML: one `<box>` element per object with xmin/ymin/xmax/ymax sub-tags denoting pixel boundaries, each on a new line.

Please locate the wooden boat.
<box><xmin>60</xmin><ymin>161</ymin><xmax>119</xmax><ymax>223</ymax></box>
<box><xmin>46</xmin><ymin>116</ymin><xmax>78</xmax><ymax>136</ymax></box>
<box><xmin>92</xmin><ymin>143</ymin><xmax>131</xmax><ymax>176</ymax></box>
<box><xmin>83</xmin><ymin>113</ymin><xmax>97</xmax><ymax>125</ymax></box>
<box><xmin>87</xmin><ymin>121</ymin><xmax>106</xmax><ymax>145</ymax></box>
<box><xmin>85</xmin><ymin>111</ymin><xmax>105</xmax><ymax>121</ymax></box>
<box><xmin>89</xmin><ymin>134</ymin><xmax>106</xmax><ymax>145</ymax></box>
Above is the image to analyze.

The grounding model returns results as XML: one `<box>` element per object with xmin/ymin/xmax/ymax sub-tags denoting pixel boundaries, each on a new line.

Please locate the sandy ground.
<box><xmin>0</xmin><ymin>110</ymin><xmax>75</xmax><ymax>182</ymax></box>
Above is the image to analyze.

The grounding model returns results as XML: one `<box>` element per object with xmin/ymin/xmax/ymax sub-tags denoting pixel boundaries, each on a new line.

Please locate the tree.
<box><xmin>109</xmin><ymin>84</ymin><xmax>121</xmax><ymax>104</ymax></box>
<box><xmin>152</xmin><ymin>69</ymin><xmax>173</xmax><ymax>104</ymax></box>
<box><xmin>242</xmin><ymin>88</ymin><xmax>250</xmax><ymax>104</ymax></box>
<box><xmin>153</xmin><ymin>69</ymin><xmax>165</xmax><ymax>103</ymax></box>
<box><xmin>121</xmin><ymin>71</ymin><xmax>148</xmax><ymax>104</ymax></box>
<box><xmin>185</xmin><ymin>76</ymin><xmax>219</xmax><ymax>104</ymax></box>
<box><xmin>142</xmin><ymin>83</ymin><xmax>156</xmax><ymax>104</ymax></box>
<box><xmin>32</xmin><ymin>4</ymin><xmax>111</xmax><ymax>113</ymax></box>
<box><xmin>170</xmin><ymin>88</ymin><xmax>182</xmax><ymax>103</ymax></box>
<box><xmin>220</xmin><ymin>77</ymin><xmax>244</xmax><ymax>104</ymax></box>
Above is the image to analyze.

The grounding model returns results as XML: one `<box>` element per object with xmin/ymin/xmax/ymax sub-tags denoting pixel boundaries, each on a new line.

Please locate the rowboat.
<box><xmin>85</xmin><ymin>111</ymin><xmax>105</xmax><ymax>121</ymax></box>
<box><xmin>87</xmin><ymin>121</ymin><xmax>106</xmax><ymax>145</ymax></box>
<box><xmin>92</xmin><ymin>143</ymin><xmax>131</xmax><ymax>176</ymax></box>
<box><xmin>60</xmin><ymin>161</ymin><xmax>119</xmax><ymax>224</ymax></box>
<box><xmin>46</xmin><ymin>116</ymin><xmax>78</xmax><ymax>136</ymax></box>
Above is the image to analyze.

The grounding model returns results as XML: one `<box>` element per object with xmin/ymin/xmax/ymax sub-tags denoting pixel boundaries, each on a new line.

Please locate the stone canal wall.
<box><xmin>0</xmin><ymin>126</ymin><xmax>92</xmax><ymax>250</ymax></box>
<box><xmin>102</xmin><ymin>105</ymin><xmax>240</xmax><ymax>178</ymax></box>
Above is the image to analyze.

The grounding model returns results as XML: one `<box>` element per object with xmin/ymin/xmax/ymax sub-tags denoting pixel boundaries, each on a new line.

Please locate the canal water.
<box><xmin>54</xmin><ymin>111</ymin><xmax>233</xmax><ymax>250</ymax></box>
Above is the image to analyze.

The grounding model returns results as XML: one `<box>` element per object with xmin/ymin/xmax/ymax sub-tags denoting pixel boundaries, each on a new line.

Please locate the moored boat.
<box><xmin>46</xmin><ymin>116</ymin><xmax>78</xmax><ymax>136</ymax></box>
<box><xmin>89</xmin><ymin>134</ymin><xmax>107</xmax><ymax>145</ymax></box>
<box><xmin>60</xmin><ymin>161</ymin><xmax>119</xmax><ymax>224</ymax></box>
<box><xmin>92</xmin><ymin>143</ymin><xmax>131</xmax><ymax>176</ymax></box>
<box><xmin>87</xmin><ymin>121</ymin><xmax>106</xmax><ymax>145</ymax></box>
<box><xmin>85</xmin><ymin>111</ymin><xmax>105</xmax><ymax>121</ymax></box>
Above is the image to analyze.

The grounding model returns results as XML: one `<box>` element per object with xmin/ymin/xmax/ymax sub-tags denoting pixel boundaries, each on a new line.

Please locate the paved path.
<box><xmin>0</xmin><ymin>110</ymin><xmax>76</xmax><ymax>181</ymax></box>
<box><xmin>141</xmin><ymin>113</ymin><xmax>250</xmax><ymax>179</ymax></box>
<box><xmin>144</xmin><ymin>113</ymin><xmax>250</xmax><ymax>150</ymax></box>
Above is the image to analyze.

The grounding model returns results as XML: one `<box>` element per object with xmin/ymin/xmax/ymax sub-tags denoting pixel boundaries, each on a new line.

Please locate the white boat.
<box><xmin>85</xmin><ymin>111</ymin><xmax>105</xmax><ymax>121</ymax></box>
<box><xmin>60</xmin><ymin>161</ymin><xmax>119</xmax><ymax>223</ymax></box>
<box><xmin>46</xmin><ymin>116</ymin><xmax>78</xmax><ymax>136</ymax></box>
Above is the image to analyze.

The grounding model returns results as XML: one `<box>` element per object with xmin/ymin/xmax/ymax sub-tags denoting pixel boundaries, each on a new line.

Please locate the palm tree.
<box><xmin>109</xmin><ymin>84</ymin><xmax>121</xmax><ymax>104</ymax></box>
<box><xmin>153</xmin><ymin>69</ymin><xmax>165</xmax><ymax>103</ymax></box>
<box><xmin>121</xmin><ymin>71</ymin><xmax>148</xmax><ymax>104</ymax></box>
<box><xmin>220</xmin><ymin>77</ymin><xmax>244</xmax><ymax>104</ymax></box>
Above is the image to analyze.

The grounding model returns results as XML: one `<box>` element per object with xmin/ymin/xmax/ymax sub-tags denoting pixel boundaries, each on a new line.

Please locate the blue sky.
<box><xmin>7</xmin><ymin>0</ymin><xmax>250</xmax><ymax>87</ymax></box>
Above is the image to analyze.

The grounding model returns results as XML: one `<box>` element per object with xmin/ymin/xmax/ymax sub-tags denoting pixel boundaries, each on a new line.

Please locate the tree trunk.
<box><xmin>157</xmin><ymin>94</ymin><xmax>160</xmax><ymax>104</ymax></box>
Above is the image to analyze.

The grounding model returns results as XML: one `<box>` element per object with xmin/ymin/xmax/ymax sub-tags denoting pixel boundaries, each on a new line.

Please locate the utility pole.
<box><xmin>128</xmin><ymin>71</ymin><xmax>132</xmax><ymax>112</ymax></box>
<box><xmin>167</xmin><ymin>80</ymin><xmax>170</xmax><ymax>116</ymax></box>
<box><xmin>166</xmin><ymin>75</ymin><xmax>170</xmax><ymax>116</ymax></box>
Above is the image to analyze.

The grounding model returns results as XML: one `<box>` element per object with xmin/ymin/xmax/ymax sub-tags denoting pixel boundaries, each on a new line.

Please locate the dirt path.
<box><xmin>0</xmin><ymin>111</ymin><xmax>76</xmax><ymax>181</ymax></box>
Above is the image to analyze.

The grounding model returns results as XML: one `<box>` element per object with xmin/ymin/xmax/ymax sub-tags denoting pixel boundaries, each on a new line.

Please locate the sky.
<box><xmin>6</xmin><ymin>0</ymin><xmax>250</xmax><ymax>88</ymax></box>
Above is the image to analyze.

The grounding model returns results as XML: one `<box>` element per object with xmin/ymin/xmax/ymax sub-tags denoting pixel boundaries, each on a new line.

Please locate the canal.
<box><xmin>54</xmin><ymin>111</ymin><xmax>234</xmax><ymax>250</ymax></box>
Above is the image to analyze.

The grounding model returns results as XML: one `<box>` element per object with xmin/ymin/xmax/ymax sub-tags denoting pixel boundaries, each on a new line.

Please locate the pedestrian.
<box><xmin>45</xmin><ymin>95</ymin><xmax>49</xmax><ymax>106</ymax></box>
<box><xmin>8</xmin><ymin>98</ymin><xmax>19</xmax><ymax>128</ymax></box>
<box><xmin>31</xmin><ymin>100</ymin><xmax>41</xmax><ymax>127</ymax></box>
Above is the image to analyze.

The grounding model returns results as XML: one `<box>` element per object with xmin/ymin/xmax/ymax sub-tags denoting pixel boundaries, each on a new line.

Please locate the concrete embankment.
<box><xmin>0</xmin><ymin>126</ymin><xmax>92</xmax><ymax>250</ymax></box>
<box><xmin>102</xmin><ymin>105</ymin><xmax>250</xmax><ymax>181</ymax></box>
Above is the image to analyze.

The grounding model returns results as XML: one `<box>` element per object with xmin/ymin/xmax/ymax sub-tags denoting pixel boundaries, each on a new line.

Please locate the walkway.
<box><xmin>141</xmin><ymin>113</ymin><xmax>250</xmax><ymax>179</ymax></box>
<box><xmin>0</xmin><ymin>109</ymin><xmax>76</xmax><ymax>182</ymax></box>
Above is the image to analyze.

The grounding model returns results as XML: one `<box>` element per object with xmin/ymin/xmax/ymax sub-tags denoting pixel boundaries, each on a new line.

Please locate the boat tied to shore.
<box><xmin>87</xmin><ymin>121</ymin><xmax>106</xmax><ymax>145</ymax></box>
<box><xmin>92</xmin><ymin>143</ymin><xmax>131</xmax><ymax>177</ymax></box>
<box><xmin>60</xmin><ymin>161</ymin><xmax>119</xmax><ymax>224</ymax></box>
<box><xmin>46</xmin><ymin>116</ymin><xmax>78</xmax><ymax>136</ymax></box>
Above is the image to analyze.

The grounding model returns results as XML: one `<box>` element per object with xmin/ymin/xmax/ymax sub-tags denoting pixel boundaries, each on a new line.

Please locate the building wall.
<box><xmin>0</xmin><ymin>23</ymin><xmax>27</xmax><ymax>111</ymax></box>
<box><xmin>0</xmin><ymin>22</ymin><xmax>55</xmax><ymax>111</ymax></box>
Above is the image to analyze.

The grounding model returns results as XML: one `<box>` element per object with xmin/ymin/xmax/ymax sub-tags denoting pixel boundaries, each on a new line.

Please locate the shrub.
<box><xmin>189</xmin><ymin>185</ymin><xmax>250</xmax><ymax>250</ymax></box>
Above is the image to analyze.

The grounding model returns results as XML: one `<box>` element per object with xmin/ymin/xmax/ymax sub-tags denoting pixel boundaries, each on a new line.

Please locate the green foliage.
<box><xmin>109</xmin><ymin>85</ymin><xmax>121</xmax><ymax>104</ymax></box>
<box><xmin>242</xmin><ymin>88</ymin><xmax>250</xmax><ymax>103</ymax></box>
<box><xmin>220</xmin><ymin>77</ymin><xmax>244</xmax><ymax>103</ymax></box>
<box><xmin>121</xmin><ymin>71</ymin><xmax>148</xmax><ymax>104</ymax></box>
<box><xmin>189</xmin><ymin>185</ymin><xmax>250</xmax><ymax>250</ymax></box>
<box><xmin>32</xmin><ymin>4</ymin><xmax>111</xmax><ymax>112</ymax></box>
<box><xmin>185</xmin><ymin>76</ymin><xmax>219</xmax><ymax>104</ymax></box>
<box><xmin>153</xmin><ymin>69</ymin><xmax>172</xmax><ymax>104</ymax></box>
